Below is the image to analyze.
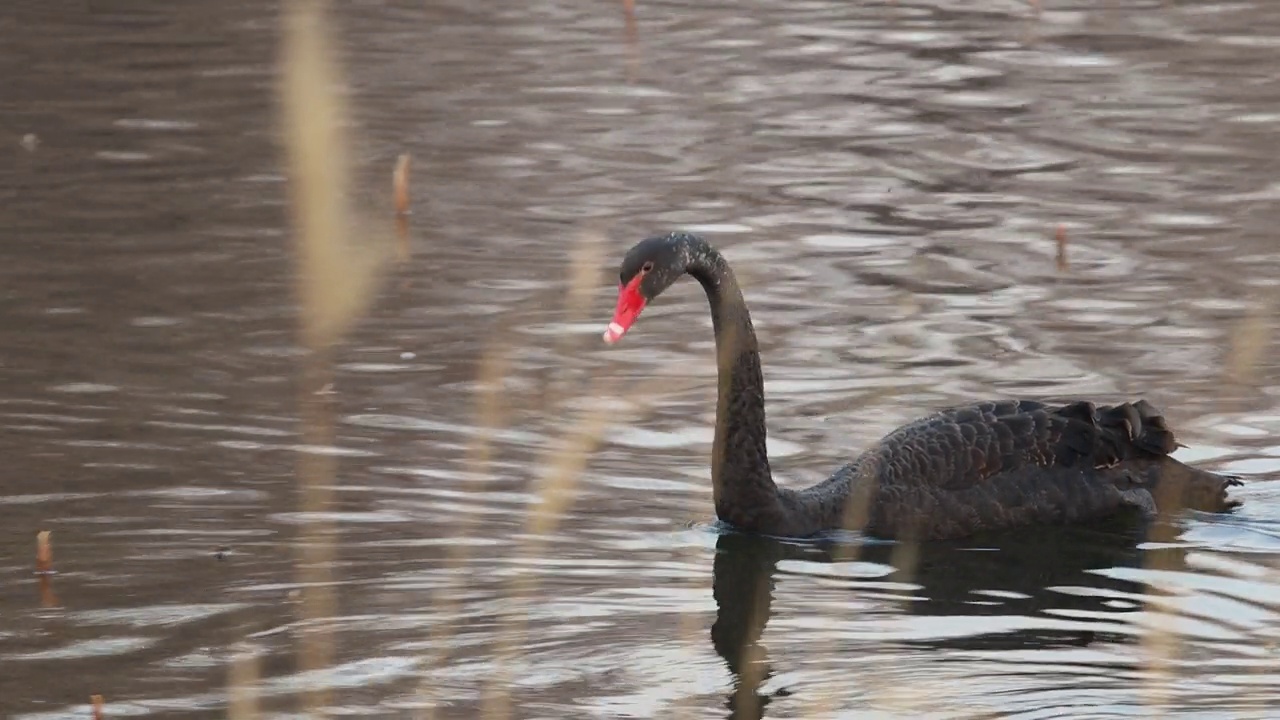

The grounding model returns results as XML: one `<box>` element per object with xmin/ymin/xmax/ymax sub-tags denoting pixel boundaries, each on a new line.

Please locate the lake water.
<box><xmin>2</xmin><ymin>1</ymin><xmax>1279</xmax><ymax>718</ymax></box>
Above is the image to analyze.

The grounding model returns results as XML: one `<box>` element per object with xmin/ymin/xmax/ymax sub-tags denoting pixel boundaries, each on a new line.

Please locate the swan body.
<box><xmin>603</xmin><ymin>232</ymin><xmax>1242</xmax><ymax>541</ymax></box>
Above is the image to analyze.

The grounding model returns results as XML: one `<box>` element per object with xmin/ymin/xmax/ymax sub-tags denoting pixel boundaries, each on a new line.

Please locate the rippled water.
<box><xmin>4</xmin><ymin>1</ymin><xmax>1280</xmax><ymax>718</ymax></box>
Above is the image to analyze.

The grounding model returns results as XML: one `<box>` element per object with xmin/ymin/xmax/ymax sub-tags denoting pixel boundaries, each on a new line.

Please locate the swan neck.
<box><xmin>687</xmin><ymin>247</ymin><xmax>781</xmax><ymax>529</ymax></box>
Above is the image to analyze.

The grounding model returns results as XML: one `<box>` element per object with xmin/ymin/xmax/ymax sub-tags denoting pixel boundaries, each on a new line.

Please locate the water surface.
<box><xmin>3</xmin><ymin>1</ymin><xmax>1280</xmax><ymax>717</ymax></box>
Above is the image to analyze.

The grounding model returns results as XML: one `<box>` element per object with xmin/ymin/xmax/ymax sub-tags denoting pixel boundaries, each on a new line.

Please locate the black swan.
<box><xmin>601</xmin><ymin>232</ymin><xmax>1242</xmax><ymax>541</ymax></box>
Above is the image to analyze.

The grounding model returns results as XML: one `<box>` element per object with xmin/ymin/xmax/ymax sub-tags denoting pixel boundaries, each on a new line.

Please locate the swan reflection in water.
<box><xmin>707</xmin><ymin>515</ymin><xmax>1178</xmax><ymax>719</ymax></box>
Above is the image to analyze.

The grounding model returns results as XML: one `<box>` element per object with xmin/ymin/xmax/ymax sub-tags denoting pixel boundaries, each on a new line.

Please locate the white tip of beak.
<box><xmin>603</xmin><ymin>322</ymin><xmax>626</xmax><ymax>344</ymax></box>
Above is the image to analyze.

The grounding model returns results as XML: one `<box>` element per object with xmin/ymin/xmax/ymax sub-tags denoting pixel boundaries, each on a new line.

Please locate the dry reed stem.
<box><xmin>1226</xmin><ymin>298</ymin><xmax>1272</xmax><ymax>384</ymax></box>
<box><xmin>421</xmin><ymin>234</ymin><xmax>770</xmax><ymax>717</ymax></box>
<box><xmin>467</xmin><ymin>337</ymin><xmax>518</xmax><ymax>482</ymax></box>
<box><xmin>528</xmin><ymin>376</ymin><xmax>618</xmax><ymax>535</ymax></box>
<box><xmin>804</xmin><ymin>437</ymin><xmax>875</xmax><ymax>716</ymax></box>
<box><xmin>814</xmin><ymin>448</ymin><xmax>947</xmax><ymax>717</ymax></box>
<box><xmin>292</xmin><ymin>359</ymin><xmax>341</xmax><ymax>718</ymax></box>
<box><xmin>475</xmin><ymin>359</ymin><xmax>683</xmax><ymax>720</ymax></box>
<box><xmin>412</xmin><ymin>335</ymin><xmax>514</xmax><ymax>720</ymax></box>
<box><xmin>416</xmin><ymin>230</ymin><xmax>652</xmax><ymax>717</ymax></box>
<box><xmin>672</xmin><ymin>579</ymin><xmax>705</xmax><ymax>720</ymax></box>
<box><xmin>717</xmin><ymin>318</ymin><xmax>894</xmax><ymax>718</ymax></box>
<box><xmin>35</xmin><ymin>530</ymin><xmax>52</xmax><ymax>574</ymax></box>
<box><xmin>1138</xmin><ymin>594</ymin><xmax>1182</xmax><ymax>710</ymax></box>
<box><xmin>549</xmin><ymin>228</ymin><xmax>608</xmax><ymax>399</ymax></box>
<box><xmin>563</xmin><ymin>228</ymin><xmax>608</xmax><ymax>328</ymax></box>
<box><xmin>1136</xmin><ymin>293</ymin><xmax>1274</xmax><ymax>710</ymax></box>
<box><xmin>1207</xmin><ymin>299</ymin><xmax>1276</xmax><ymax>714</ymax></box>
<box><xmin>1136</xmin><ymin>519</ymin><xmax>1186</xmax><ymax>711</ymax></box>
<box><xmin>480</xmin><ymin>374</ymin><xmax>623</xmax><ymax>720</ymax></box>
<box><xmin>226</xmin><ymin>644</ymin><xmax>261</xmax><ymax>720</ymax></box>
<box><xmin>416</xmin><ymin>304</ymin><xmax>675</xmax><ymax>716</ymax></box>
<box><xmin>280</xmin><ymin>1</ymin><xmax>387</xmax><ymax>714</ymax></box>
<box><xmin>91</xmin><ymin>695</ymin><xmax>103</xmax><ymax>720</ymax></box>
<box><xmin>282</xmin><ymin>0</ymin><xmax>384</xmax><ymax>353</ymax></box>
<box><xmin>726</xmin><ymin>259</ymin><xmax>944</xmax><ymax>717</ymax></box>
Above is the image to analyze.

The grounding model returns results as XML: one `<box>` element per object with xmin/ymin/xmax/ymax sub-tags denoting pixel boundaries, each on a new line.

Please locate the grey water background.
<box><xmin>2</xmin><ymin>1</ymin><xmax>1280</xmax><ymax>717</ymax></box>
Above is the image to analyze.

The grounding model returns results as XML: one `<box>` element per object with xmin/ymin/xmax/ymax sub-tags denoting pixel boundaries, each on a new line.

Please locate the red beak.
<box><xmin>603</xmin><ymin>274</ymin><xmax>647</xmax><ymax>344</ymax></box>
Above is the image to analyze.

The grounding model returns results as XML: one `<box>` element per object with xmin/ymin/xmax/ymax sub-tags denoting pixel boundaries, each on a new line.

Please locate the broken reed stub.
<box><xmin>35</xmin><ymin>530</ymin><xmax>53</xmax><ymax>574</ymax></box>
<box><xmin>393</xmin><ymin>153</ymin><xmax>411</xmax><ymax>216</ymax></box>
<box><xmin>1055</xmin><ymin>224</ymin><xmax>1068</xmax><ymax>271</ymax></box>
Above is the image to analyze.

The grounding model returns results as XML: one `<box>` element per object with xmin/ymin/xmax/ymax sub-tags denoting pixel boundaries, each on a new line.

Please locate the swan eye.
<box><xmin>641</xmin><ymin>261</ymin><xmax>654</xmax><ymax>273</ymax></box>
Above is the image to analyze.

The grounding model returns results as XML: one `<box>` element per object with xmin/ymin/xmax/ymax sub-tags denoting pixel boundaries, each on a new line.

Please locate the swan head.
<box><xmin>603</xmin><ymin>232</ymin><xmax>700</xmax><ymax>343</ymax></box>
